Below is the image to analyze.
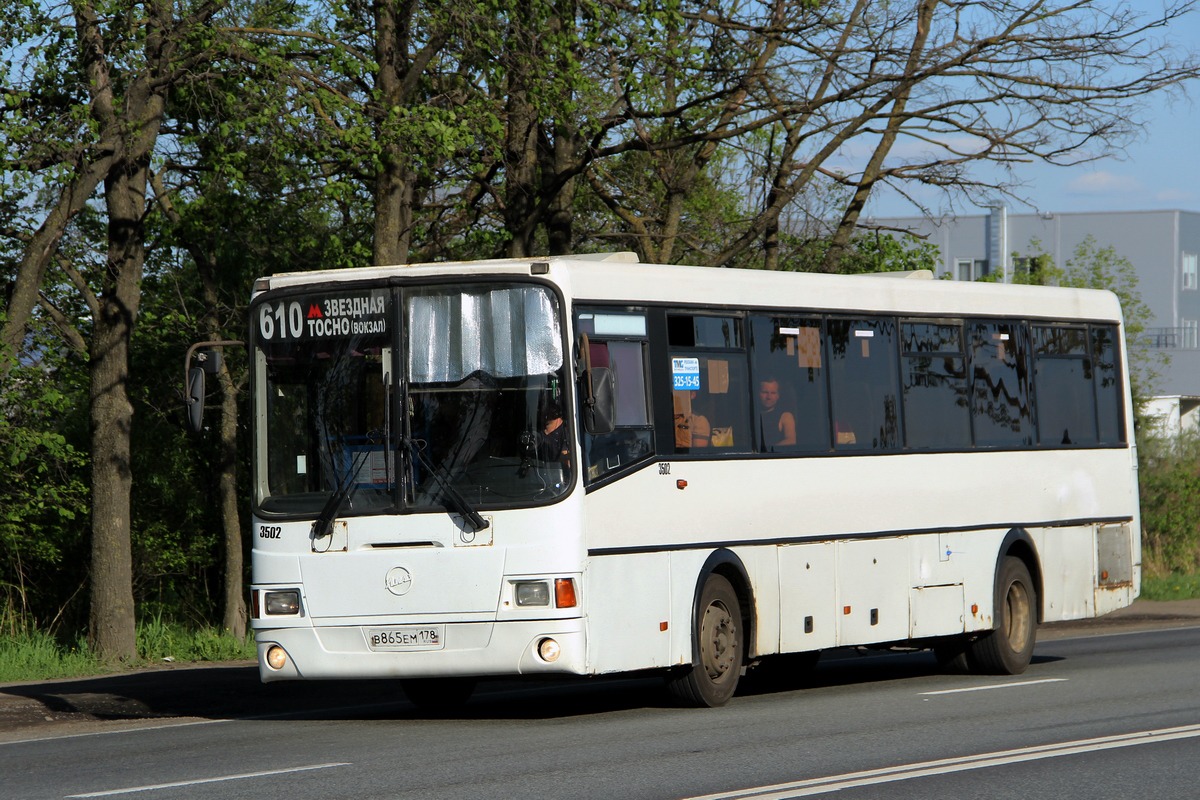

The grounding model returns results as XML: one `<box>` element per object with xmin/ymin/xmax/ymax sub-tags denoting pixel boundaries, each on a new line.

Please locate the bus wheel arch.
<box><xmin>938</xmin><ymin>530</ymin><xmax>1042</xmax><ymax>675</ymax></box>
<box><xmin>969</xmin><ymin>530</ymin><xmax>1042</xmax><ymax>675</ymax></box>
<box><xmin>998</xmin><ymin>528</ymin><xmax>1043</xmax><ymax>625</ymax></box>
<box><xmin>667</xmin><ymin>550</ymin><xmax>754</xmax><ymax>707</ymax></box>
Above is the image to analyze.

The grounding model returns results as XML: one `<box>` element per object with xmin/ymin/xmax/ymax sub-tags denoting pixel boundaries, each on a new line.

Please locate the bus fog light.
<box><xmin>515</xmin><ymin>581</ymin><xmax>550</xmax><ymax>606</ymax></box>
<box><xmin>265</xmin><ymin>645</ymin><xmax>289</xmax><ymax>670</ymax></box>
<box><xmin>265</xmin><ymin>590</ymin><xmax>301</xmax><ymax>615</ymax></box>
<box><xmin>537</xmin><ymin>638</ymin><xmax>561</xmax><ymax>662</ymax></box>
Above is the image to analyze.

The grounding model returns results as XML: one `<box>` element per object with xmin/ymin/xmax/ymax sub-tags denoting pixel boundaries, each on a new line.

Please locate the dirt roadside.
<box><xmin>2</xmin><ymin>598</ymin><xmax>1198</xmax><ymax>741</ymax></box>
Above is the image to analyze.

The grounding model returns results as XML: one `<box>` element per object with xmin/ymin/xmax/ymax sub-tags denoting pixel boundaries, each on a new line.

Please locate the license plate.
<box><xmin>365</xmin><ymin>625</ymin><xmax>445</xmax><ymax>651</ymax></box>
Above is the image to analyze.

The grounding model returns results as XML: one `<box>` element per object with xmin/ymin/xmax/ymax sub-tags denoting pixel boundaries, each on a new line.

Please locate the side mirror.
<box><xmin>186</xmin><ymin>366</ymin><xmax>206</xmax><ymax>432</ymax></box>
<box><xmin>183</xmin><ymin>341</ymin><xmax>243</xmax><ymax>434</ymax></box>
<box><xmin>583</xmin><ymin>366</ymin><xmax>616</xmax><ymax>435</ymax></box>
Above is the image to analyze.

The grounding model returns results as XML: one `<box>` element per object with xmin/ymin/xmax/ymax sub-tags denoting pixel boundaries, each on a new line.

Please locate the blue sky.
<box><xmin>862</xmin><ymin>5</ymin><xmax>1200</xmax><ymax>219</ymax></box>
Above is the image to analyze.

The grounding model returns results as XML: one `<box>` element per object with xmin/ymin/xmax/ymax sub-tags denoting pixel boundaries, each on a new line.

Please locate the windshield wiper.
<box><xmin>310</xmin><ymin>447</ymin><xmax>372</xmax><ymax>541</ymax></box>
<box><xmin>403</xmin><ymin>436</ymin><xmax>490</xmax><ymax>533</ymax></box>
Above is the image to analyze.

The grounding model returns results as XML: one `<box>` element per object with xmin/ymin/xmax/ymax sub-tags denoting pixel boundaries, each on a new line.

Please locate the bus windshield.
<box><xmin>254</xmin><ymin>282</ymin><xmax>572</xmax><ymax>518</ymax></box>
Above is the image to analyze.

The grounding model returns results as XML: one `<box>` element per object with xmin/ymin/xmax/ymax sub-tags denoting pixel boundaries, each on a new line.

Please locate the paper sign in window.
<box><xmin>707</xmin><ymin>359</ymin><xmax>730</xmax><ymax>393</ymax></box>
<box><xmin>855</xmin><ymin>329</ymin><xmax>874</xmax><ymax>358</ymax></box>
<box><xmin>785</xmin><ymin>326</ymin><xmax>822</xmax><ymax>369</ymax></box>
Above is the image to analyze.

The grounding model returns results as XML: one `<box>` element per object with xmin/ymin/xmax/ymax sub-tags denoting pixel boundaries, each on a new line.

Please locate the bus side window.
<box><xmin>1033</xmin><ymin>325</ymin><xmax>1097</xmax><ymax>446</ymax></box>
<box><xmin>969</xmin><ymin>320</ymin><xmax>1033</xmax><ymax>447</ymax></box>
<box><xmin>827</xmin><ymin>317</ymin><xmax>900</xmax><ymax>451</ymax></box>
<box><xmin>749</xmin><ymin>316</ymin><xmax>830</xmax><ymax>452</ymax></box>
<box><xmin>668</xmin><ymin>314</ymin><xmax>751</xmax><ymax>454</ymax></box>
<box><xmin>576</xmin><ymin>310</ymin><xmax>655</xmax><ymax>483</ymax></box>
<box><xmin>901</xmin><ymin>321</ymin><xmax>971</xmax><ymax>450</ymax></box>
<box><xmin>1091</xmin><ymin>324</ymin><xmax>1125</xmax><ymax>444</ymax></box>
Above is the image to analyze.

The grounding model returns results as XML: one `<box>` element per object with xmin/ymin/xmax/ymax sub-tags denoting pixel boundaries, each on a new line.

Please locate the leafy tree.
<box><xmin>0</xmin><ymin>321</ymin><xmax>89</xmax><ymax>636</ymax></box>
<box><xmin>0</xmin><ymin>0</ymin><xmax>288</xmax><ymax>662</ymax></box>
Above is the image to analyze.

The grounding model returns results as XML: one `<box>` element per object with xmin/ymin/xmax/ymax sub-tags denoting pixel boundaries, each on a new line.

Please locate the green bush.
<box><xmin>1138</xmin><ymin>432</ymin><xmax>1200</xmax><ymax>576</ymax></box>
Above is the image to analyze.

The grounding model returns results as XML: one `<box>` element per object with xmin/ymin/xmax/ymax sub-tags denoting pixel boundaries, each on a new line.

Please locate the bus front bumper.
<box><xmin>254</xmin><ymin>618</ymin><xmax>587</xmax><ymax>682</ymax></box>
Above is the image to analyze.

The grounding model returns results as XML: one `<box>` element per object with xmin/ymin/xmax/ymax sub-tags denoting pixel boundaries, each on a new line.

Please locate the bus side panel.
<box><xmin>910</xmin><ymin>585</ymin><xmax>965</xmax><ymax>638</ymax></box>
<box><xmin>913</xmin><ymin>529</ymin><xmax>1002</xmax><ymax>635</ymax></box>
<box><xmin>1031</xmin><ymin>525</ymin><xmax>1096</xmax><ymax>622</ymax></box>
<box><xmin>1095</xmin><ymin>521</ymin><xmax>1139</xmax><ymax>615</ymax></box>
<box><xmin>836</xmin><ymin>538</ymin><xmax>910</xmax><ymax>645</ymax></box>
<box><xmin>741</xmin><ymin>544</ymin><xmax>781</xmax><ymax>657</ymax></box>
<box><xmin>778</xmin><ymin>542</ymin><xmax>837</xmax><ymax>652</ymax></box>
<box><xmin>584</xmin><ymin>553</ymin><xmax>674</xmax><ymax>674</ymax></box>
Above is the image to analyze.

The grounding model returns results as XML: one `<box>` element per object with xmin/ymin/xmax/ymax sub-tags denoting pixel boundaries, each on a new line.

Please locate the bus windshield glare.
<box><xmin>254</xmin><ymin>283</ymin><xmax>572</xmax><ymax>517</ymax></box>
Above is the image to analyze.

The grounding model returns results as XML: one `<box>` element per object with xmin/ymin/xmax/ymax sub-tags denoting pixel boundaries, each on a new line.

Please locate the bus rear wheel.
<box><xmin>967</xmin><ymin>556</ymin><xmax>1037</xmax><ymax>674</ymax></box>
<box><xmin>667</xmin><ymin>573</ymin><xmax>743</xmax><ymax>707</ymax></box>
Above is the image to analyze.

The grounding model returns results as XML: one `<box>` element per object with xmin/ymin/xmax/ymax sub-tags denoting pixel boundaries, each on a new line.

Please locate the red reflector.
<box><xmin>676</xmin><ymin>479</ymin><xmax>688</xmax><ymax>490</ymax></box>
<box><xmin>555</xmin><ymin>578</ymin><xmax>577</xmax><ymax>608</ymax></box>
<box><xmin>251</xmin><ymin>589</ymin><xmax>260</xmax><ymax>620</ymax></box>
<box><xmin>843</xmin><ymin>605</ymin><xmax>852</xmax><ymax>615</ymax></box>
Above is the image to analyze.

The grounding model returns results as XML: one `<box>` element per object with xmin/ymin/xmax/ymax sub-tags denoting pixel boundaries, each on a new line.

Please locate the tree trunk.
<box><xmin>217</xmin><ymin>360</ymin><xmax>246</xmax><ymax>639</ymax></box>
<box><xmin>502</xmin><ymin>0</ymin><xmax>540</xmax><ymax>258</ymax></box>
<box><xmin>373</xmin><ymin>0</ymin><xmax>415</xmax><ymax>266</ymax></box>
<box><xmin>88</xmin><ymin>158</ymin><xmax>148</xmax><ymax>664</ymax></box>
<box><xmin>504</xmin><ymin>87</ymin><xmax>538</xmax><ymax>258</ymax></box>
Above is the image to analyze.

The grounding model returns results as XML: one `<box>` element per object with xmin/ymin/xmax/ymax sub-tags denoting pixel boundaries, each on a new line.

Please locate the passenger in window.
<box><xmin>757</xmin><ymin>377</ymin><xmax>796</xmax><ymax>451</ymax></box>
<box><xmin>674</xmin><ymin>391</ymin><xmax>711</xmax><ymax>449</ymax></box>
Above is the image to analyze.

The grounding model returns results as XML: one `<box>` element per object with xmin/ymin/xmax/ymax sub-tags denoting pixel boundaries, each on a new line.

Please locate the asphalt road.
<box><xmin>2</xmin><ymin>599</ymin><xmax>1199</xmax><ymax>799</ymax></box>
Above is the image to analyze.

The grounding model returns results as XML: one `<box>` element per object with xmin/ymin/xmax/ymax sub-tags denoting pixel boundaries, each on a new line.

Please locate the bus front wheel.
<box><xmin>967</xmin><ymin>556</ymin><xmax>1037</xmax><ymax>675</ymax></box>
<box><xmin>667</xmin><ymin>573</ymin><xmax>743</xmax><ymax>707</ymax></box>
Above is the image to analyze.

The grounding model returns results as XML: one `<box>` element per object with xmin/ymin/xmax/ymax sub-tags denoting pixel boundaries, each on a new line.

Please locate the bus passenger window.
<box><xmin>969</xmin><ymin>321</ymin><xmax>1033</xmax><ymax>447</ymax></box>
<box><xmin>669</xmin><ymin>353</ymin><xmax>751</xmax><ymax>453</ymax></box>
<box><xmin>750</xmin><ymin>316</ymin><xmax>830</xmax><ymax>452</ymax></box>
<box><xmin>1033</xmin><ymin>325</ymin><xmax>1096</xmax><ymax>446</ymax></box>
<box><xmin>827</xmin><ymin>318</ymin><xmax>900</xmax><ymax>451</ymax></box>
<box><xmin>1091</xmin><ymin>325</ymin><xmax>1125</xmax><ymax>444</ymax></box>
<box><xmin>901</xmin><ymin>321</ymin><xmax>971</xmax><ymax>450</ymax></box>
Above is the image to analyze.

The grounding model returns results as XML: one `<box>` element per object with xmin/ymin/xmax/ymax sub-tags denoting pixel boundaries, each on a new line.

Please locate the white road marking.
<box><xmin>919</xmin><ymin>677</ymin><xmax>1068</xmax><ymax>695</ymax></box>
<box><xmin>0</xmin><ymin>699</ymin><xmax>410</xmax><ymax>747</ymax></box>
<box><xmin>681</xmin><ymin>723</ymin><xmax>1200</xmax><ymax>800</ymax></box>
<box><xmin>65</xmin><ymin>762</ymin><xmax>351</xmax><ymax>797</ymax></box>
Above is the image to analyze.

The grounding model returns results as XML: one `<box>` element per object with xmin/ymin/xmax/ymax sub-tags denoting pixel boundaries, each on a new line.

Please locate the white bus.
<box><xmin>242</xmin><ymin>252</ymin><xmax>1139</xmax><ymax>707</ymax></box>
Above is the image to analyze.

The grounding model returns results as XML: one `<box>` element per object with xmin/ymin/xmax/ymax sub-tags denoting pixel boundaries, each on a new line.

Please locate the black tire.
<box><xmin>967</xmin><ymin>556</ymin><xmax>1037</xmax><ymax>674</ymax></box>
<box><xmin>666</xmin><ymin>573</ymin><xmax>743</xmax><ymax>707</ymax></box>
<box><xmin>401</xmin><ymin>677</ymin><xmax>477</xmax><ymax>710</ymax></box>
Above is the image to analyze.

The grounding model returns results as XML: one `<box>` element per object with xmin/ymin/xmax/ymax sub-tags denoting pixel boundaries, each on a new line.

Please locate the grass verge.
<box><xmin>1140</xmin><ymin>572</ymin><xmax>1200</xmax><ymax>601</ymax></box>
<box><xmin>0</xmin><ymin>623</ymin><xmax>255</xmax><ymax>684</ymax></box>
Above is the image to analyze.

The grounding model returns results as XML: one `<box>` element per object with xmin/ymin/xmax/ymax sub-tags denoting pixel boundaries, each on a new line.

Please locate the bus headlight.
<box><xmin>514</xmin><ymin>581</ymin><xmax>550</xmax><ymax>607</ymax></box>
<box><xmin>264</xmin><ymin>590</ymin><xmax>301</xmax><ymax>615</ymax></box>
